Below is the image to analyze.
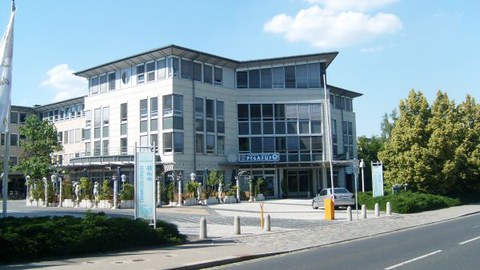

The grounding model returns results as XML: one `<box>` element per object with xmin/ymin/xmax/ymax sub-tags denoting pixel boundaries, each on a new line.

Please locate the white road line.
<box><xmin>384</xmin><ymin>250</ymin><xmax>443</xmax><ymax>270</ymax></box>
<box><xmin>459</xmin><ymin>236</ymin><xmax>480</xmax><ymax>245</ymax></box>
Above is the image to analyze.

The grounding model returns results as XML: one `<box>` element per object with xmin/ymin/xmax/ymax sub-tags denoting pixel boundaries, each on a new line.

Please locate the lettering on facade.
<box><xmin>239</xmin><ymin>153</ymin><xmax>280</xmax><ymax>163</ymax></box>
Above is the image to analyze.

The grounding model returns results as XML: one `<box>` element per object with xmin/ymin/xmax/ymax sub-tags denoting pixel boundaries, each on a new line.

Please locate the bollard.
<box><xmin>361</xmin><ymin>204</ymin><xmax>367</xmax><ymax>219</ymax></box>
<box><xmin>346</xmin><ymin>206</ymin><xmax>352</xmax><ymax>221</ymax></box>
<box><xmin>259</xmin><ymin>203</ymin><xmax>265</xmax><ymax>229</ymax></box>
<box><xmin>375</xmin><ymin>203</ymin><xmax>380</xmax><ymax>217</ymax></box>
<box><xmin>264</xmin><ymin>214</ymin><xmax>271</xmax><ymax>232</ymax></box>
<box><xmin>386</xmin><ymin>202</ymin><xmax>392</xmax><ymax>215</ymax></box>
<box><xmin>234</xmin><ymin>215</ymin><xmax>241</xmax><ymax>235</ymax></box>
<box><xmin>199</xmin><ymin>217</ymin><xmax>207</xmax><ymax>240</ymax></box>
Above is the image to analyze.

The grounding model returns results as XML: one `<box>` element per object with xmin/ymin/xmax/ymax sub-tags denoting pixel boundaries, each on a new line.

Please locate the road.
<box><xmin>214</xmin><ymin>213</ymin><xmax>480</xmax><ymax>270</ymax></box>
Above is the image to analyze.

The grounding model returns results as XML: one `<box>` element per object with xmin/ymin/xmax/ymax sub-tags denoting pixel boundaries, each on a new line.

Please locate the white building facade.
<box><xmin>4</xmin><ymin>45</ymin><xmax>361</xmax><ymax>199</ymax></box>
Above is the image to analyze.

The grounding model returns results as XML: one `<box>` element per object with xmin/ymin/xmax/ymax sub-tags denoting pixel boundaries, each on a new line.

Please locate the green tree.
<box><xmin>357</xmin><ymin>135</ymin><xmax>384</xmax><ymax>190</ymax></box>
<box><xmin>380</xmin><ymin>109</ymin><xmax>398</xmax><ymax>141</ymax></box>
<box><xmin>205</xmin><ymin>170</ymin><xmax>222</xmax><ymax>198</ymax></box>
<box><xmin>14</xmin><ymin>115</ymin><xmax>62</xmax><ymax>179</ymax></box>
<box><xmin>379</xmin><ymin>90</ymin><xmax>431</xmax><ymax>192</ymax></box>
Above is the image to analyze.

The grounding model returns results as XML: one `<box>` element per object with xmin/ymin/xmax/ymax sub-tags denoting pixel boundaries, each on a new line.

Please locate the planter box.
<box><xmin>256</xmin><ymin>194</ymin><xmax>265</xmax><ymax>201</ymax></box>
<box><xmin>223</xmin><ymin>196</ymin><xmax>237</xmax><ymax>204</ymax></box>
<box><xmin>120</xmin><ymin>200</ymin><xmax>134</xmax><ymax>209</ymax></box>
<box><xmin>63</xmin><ymin>199</ymin><xmax>75</xmax><ymax>208</ymax></box>
<box><xmin>97</xmin><ymin>200</ymin><xmax>113</xmax><ymax>209</ymax></box>
<box><xmin>80</xmin><ymin>200</ymin><xmax>94</xmax><ymax>208</ymax></box>
<box><xmin>183</xmin><ymin>198</ymin><xmax>198</xmax><ymax>206</ymax></box>
<box><xmin>204</xmin><ymin>197</ymin><xmax>219</xmax><ymax>205</ymax></box>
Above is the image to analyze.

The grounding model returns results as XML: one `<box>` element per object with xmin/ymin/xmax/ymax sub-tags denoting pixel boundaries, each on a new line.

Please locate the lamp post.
<box><xmin>248</xmin><ymin>175</ymin><xmax>254</xmax><ymax>202</ymax></box>
<box><xmin>112</xmin><ymin>175</ymin><xmax>118</xmax><ymax>209</ymax></box>
<box><xmin>190</xmin><ymin>172</ymin><xmax>199</xmax><ymax>200</ymax></box>
<box><xmin>359</xmin><ymin>159</ymin><xmax>366</xmax><ymax>193</ymax></box>
<box><xmin>58</xmin><ymin>174</ymin><xmax>63</xmax><ymax>207</ymax></box>
<box><xmin>353</xmin><ymin>158</ymin><xmax>360</xmax><ymax>220</ymax></box>
<box><xmin>42</xmin><ymin>177</ymin><xmax>48</xmax><ymax>207</ymax></box>
<box><xmin>156</xmin><ymin>176</ymin><xmax>162</xmax><ymax>207</ymax></box>
<box><xmin>177</xmin><ymin>171</ymin><xmax>183</xmax><ymax>206</ymax></box>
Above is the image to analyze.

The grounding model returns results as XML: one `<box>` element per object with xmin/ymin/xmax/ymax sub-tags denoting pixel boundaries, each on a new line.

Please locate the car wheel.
<box><xmin>312</xmin><ymin>202</ymin><xmax>318</xmax><ymax>209</ymax></box>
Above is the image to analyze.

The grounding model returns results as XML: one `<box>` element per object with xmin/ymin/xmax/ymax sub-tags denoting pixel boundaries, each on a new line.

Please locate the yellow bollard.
<box><xmin>259</xmin><ymin>202</ymin><xmax>264</xmax><ymax>229</ymax></box>
<box><xmin>324</xmin><ymin>198</ymin><xmax>335</xmax><ymax>220</ymax></box>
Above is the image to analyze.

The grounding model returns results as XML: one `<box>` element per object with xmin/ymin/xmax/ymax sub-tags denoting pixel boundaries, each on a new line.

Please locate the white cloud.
<box><xmin>40</xmin><ymin>64</ymin><xmax>87</xmax><ymax>102</ymax></box>
<box><xmin>264</xmin><ymin>2</ymin><xmax>401</xmax><ymax>49</ymax></box>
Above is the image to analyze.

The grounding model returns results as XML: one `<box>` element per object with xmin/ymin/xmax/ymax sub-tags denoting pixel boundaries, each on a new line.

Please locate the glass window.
<box><xmin>239</xmin><ymin>122</ymin><xmax>249</xmax><ymax>135</ymax></box>
<box><xmin>140</xmin><ymin>99</ymin><xmax>148</xmax><ymax>119</ymax></box>
<box><xmin>181</xmin><ymin>59</ymin><xmax>192</xmax><ymax>79</ymax></box>
<box><xmin>263</xmin><ymin>137</ymin><xmax>275</xmax><ymax>152</ymax></box>
<box><xmin>204</xmin><ymin>65</ymin><xmax>212</xmax><ymax>84</ymax></box>
<box><xmin>217</xmin><ymin>136</ymin><xmax>224</xmax><ymax>154</ymax></box>
<box><xmin>251</xmin><ymin>122</ymin><xmax>261</xmax><ymax>135</ymax></box>
<box><xmin>206</xmin><ymin>119</ymin><xmax>215</xmax><ymax>132</ymax></box>
<box><xmin>140</xmin><ymin>135</ymin><xmax>148</xmax><ymax>147</ymax></box>
<box><xmin>287</xmin><ymin>136</ymin><xmax>299</xmax><ymax>150</ymax></box>
<box><xmin>260</xmin><ymin>68</ymin><xmax>272</xmax><ymax>88</ymax></box>
<box><xmin>312</xmin><ymin>136</ymin><xmax>322</xmax><ymax>150</ymax></box>
<box><xmin>150</xmin><ymin>97</ymin><xmax>158</xmax><ymax>117</ymax></box>
<box><xmin>102</xmin><ymin>126</ymin><xmax>109</xmax><ymax>138</ymax></box>
<box><xmin>94</xmin><ymin>141</ymin><xmax>101</xmax><ymax>156</ymax></box>
<box><xmin>10</xmin><ymin>134</ymin><xmax>18</xmax><ymax>146</ymax></box>
<box><xmin>120</xmin><ymin>138</ymin><xmax>128</xmax><ymax>155</ymax></box>
<box><xmin>157</xmin><ymin>59</ymin><xmax>167</xmax><ymax>80</ymax></box>
<box><xmin>299</xmin><ymin>137</ymin><xmax>310</xmax><ymax>150</ymax></box>
<box><xmin>150</xmin><ymin>134</ymin><xmax>158</xmax><ymax>149</ymax></box>
<box><xmin>19</xmin><ymin>113</ymin><xmax>27</xmax><ymax>123</ymax></box>
<box><xmin>136</xmin><ymin>64</ymin><xmax>145</xmax><ymax>84</ymax></box>
<box><xmin>85</xmin><ymin>142</ymin><xmax>91</xmax><ymax>156</ymax></box>
<box><xmin>94</xmin><ymin>108</ymin><xmax>101</xmax><ymax>127</ymax></box>
<box><xmin>140</xmin><ymin>120</ymin><xmax>148</xmax><ymax>133</ymax></box>
<box><xmin>83</xmin><ymin>129</ymin><xmax>90</xmax><ymax>140</ymax></box>
<box><xmin>237</xmin><ymin>71</ymin><xmax>248</xmax><ymax>88</ymax></box>
<box><xmin>90</xmin><ymin>77</ymin><xmax>99</xmax><ymax>94</ymax></box>
<box><xmin>150</xmin><ymin>118</ymin><xmax>158</xmax><ymax>131</ymax></box>
<box><xmin>173</xmin><ymin>95</ymin><xmax>183</xmax><ymax>115</ymax></box>
<box><xmin>196</xmin><ymin>119</ymin><xmax>204</xmax><ymax>132</ymax></box>
<box><xmin>168</xmin><ymin>57</ymin><xmax>179</xmax><ymax>77</ymax></box>
<box><xmin>272</xmin><ymin>67</ymin><xmax>284</xmax><ymax>88</ymax></box>
<box><xmin>206</xmin><ymin>134</ymin><xmax>215</xmax><ymax>154</ymax></box>
<box><xmin>214</xmin><ymin>67</ymin><xmax>222</xmax><ymax>85</ymax></box>
<box><xmin>308</xmin><ymin>63</ymin><xmax>320</xmax><ymax>88</ymax></box>
<box><xmin>263</xmin><ymin>122</ymin><xmax>274</xmax><ymax>134</ymax></box>
<box><xmin>193</xmin><ymin>62</ymin><xmax>202</xmax><ymax>81</ymax></box>
<box><xmin>262</xmin><ymin>104</ymin><xmax>273</xmax><ymax>120</ymax></box>
<box><xmin>296</xmin><ymin>64</ymin><xmax>308</xmax><ymax>88</ymax></box>
<box><xmin>120</xmin><ymin>103</ymin><xmax>127</xmax><ymax>122</ymax></box>
<box><xmin>250</xmin><ymin>104</ymin><xmax>261</xmax><ymax>120</ymax></box>
<box><xmin>287</xmin><ymin>120</ymin><xmax>297</xmax><ymax>134</ymax></box>
<box><xmin>102</xmin><ymin>140</ymin><xmax>109</xmax><ymax>156</ymax></box>
<box><xmin>103</xmin><ymin>107</ymin><xmax>110</xmax><ymax>125</ymax></box>
<box><xmin>108</xmin><ymin>72</ymin><xmax>116</xmax><ymax>90</ymax></box>
<box><xmin>248</xmin><ymin>69</ymin><xmax>260</xmax><ymax>88</ymax></box>
<box><xmin>285</xmin><ymin>66</ymin><xmax>296</xmax><ymax>88</ymax></box>
<box><xmin>146</xmin><ymin>61</ymin><xmax>155</xmax><ymax>82</ymax></box>
<box><xmin>0</xmin><ymin>133</ymin><xmax>4</xmax><ymax>145</ymax></box>
<box><xmin>196</xmin><ymin>134</ymin><xmax>204</xmax><ymax>153</ymax></box>
<box><xmin>195</xmin><ymin>97</ymin><xmax>204</xmax><ymax>118</ymax></box>
<box><xmin>251</xmin><ymin>137</ymin><xmax>262</xmax><ymax>153</ymax></box>
<box><xmin>206</xmin><ymin>99</ymin><xmax>214</xmax><ymax>118</ymax></box>
<box><xmin>238</xmin><ymin>104</ymin><xmax>249</xmax><ymax>120</ymax></box>
<box><xmin>174</xmin><ymin>132</ymin><xmax>184</xmax><ymax>153</ymax></box>
<box><xmin>10</xmin><ymin>111</ymin><xmax>18</xmax><ymax>124</ymax></box>
<box><xmin>216</xmin><ymin>101</ymin><xmax>224</xmax><ymax>120</ymax></box>
<box><xmin>275</xmin><ymin>104</ymin><xmax>285</xmax><ymax>120</ymax></box>
<box><xmin>121</xmin><ymin>123</ymin><xmax>127</xmax><ymax>135</ymax></box>
<box><xmin>311</xmin><ymin>120</ymin><xmax>321</xmax><ymax>133</ymax></box>
<box><xmin>163</xmin><ymin>95</ymin><xmax>173</xmax><ymax>115</ymax></box>
<box><xmin>239</xmin><ymin>137</ymin><xmax>249</xmax><ymax>152</ymax></box>
<box><xmin>94</xmin><ymin>127</ymin><xmax>101</xmax><ymax>139</ymax></box>
<box><xmin>275</xmin><ymin>121</ymin><xmax>286</xmax><ymax>134</ymax></box>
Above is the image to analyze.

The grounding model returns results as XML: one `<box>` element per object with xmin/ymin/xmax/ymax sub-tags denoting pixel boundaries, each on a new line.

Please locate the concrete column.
<box><xmin>249</xmin><ymin>177</ymin><xmax>254</xmax><ymax>202</ymax></box>
<box><xmin>58</xmin><ymin>177</ymin><xmax>63</xmax><ymax>207</ymax></box>
<box><xmin>347</xmin><ymin>206</ymin><xmax>352</xmax><ymax>221</ymax></box>
<box><xmin>113</xmin><ymin>177</ymin><xmax>118</xmax><ymax>209</ymax></box>
<box><xmin>199</xmin><ymin>217</ymin><xmax>207</xmax><ymax>240</ymax></box>
<box><xmin>386</xmin><ymin>202</ymin><xmax>392</xmax><ymax>215</ymax></box>
<box><xmin>234</xmin><ymin>215</ymin><xmax>241</xmax><ymax>235</ymax></box>
<box><xmin>361</xmin><ymin>204</ymin><xmax>367</xmax><ymax>219</ymax></box>
<box><xmin>156</xmin><ymin>177</ymin><xmax>162</xmax><ymax>207</ymax></box>
<box><xmin>264</xmin><ymin>214</ymin><xmax>271</xmax><ymax>232</ymax></box>
<box><xmin>177</xmin><ymin>178</ymin><xmax>183</xmax><ymax>207</ymax></box>
<box><xmin>374</xmin><ymin>203</ymin><xmax>380</xmax><ymax>217</ymax></box>
<box><xmin>236</xmin><ymin>177</ymin><xmax>240</xmax><ymax>202</ymax></box>
<box><xmin>25</xmin><ymin>175</ymin><xmax>30</xmax><ymax>206</ymax></box>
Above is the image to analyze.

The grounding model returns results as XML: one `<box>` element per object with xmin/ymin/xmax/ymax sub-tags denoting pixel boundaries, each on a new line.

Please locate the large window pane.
<box><xmin>250</xmin><ymin>104</ymin><xmax>261</xmax><ymax>120</ymax></box>
<box><xmin>157</xmin><ymin>59</ymin><xmax>166</xmax><ymax>80</ymax></box>
<box><xmin>248</xmin><ymin>69</ymin><xmax>260</xmax><ymax>88</ymax></box>
<box><xmin>296</xmin><ymin>64</ymin><xmax>308</xmax><ymax>88</ymax></box>
<box><xmin>237</xmin><ymin>71</ymin><xmax>248</xmax><ymax>88</ymax></box>
<box><xmin>181</xmin><ymin>59</ymin><xmax>192</xmax><ymax>79</ymax></box>
<box><xmin>284</xmin><ymin>66</ymin><xmax>296</xmax><ymax>88</ymax></box>
<box><xmin>206</xmin><ymin>135</ymin><xmax>215</xmax><ymax>154</ymax></box>
<box><xmin>206</xmin><ymin>99</ymin><xmax>214</xmax><ymax>118</ymax></box>
<box><xmin>263</xmin><ymin>137</ymin><xmax>275</xmax><ymax>152</ymax></box>
<box><xmin>140</xmin><ymin>99</ymin><xmax>148</xmax><ymax>118</ymax></box>
<box><xmin>204</xmin><ymin>65</ymin><xmax>212</xmax><ymax>84</ymax></box>
<box><xmin>196</xmin><ymin>134</ymin><xmax>204</xmax><ymax>153</ymax></box>
<box><xmin>214</xmin><ymin>67</ymin><xmax>223</xmax><ymax>85</ymax></box>
<box><xmin>308</xmin><ymin>63</ymin><xmax>321</xmax><ymax>88</ymax></box>
<box><xmin>163</xmin><ymin>133</ymin><xmax>172</xmax><ymax>153</ymax></box>
<box><xmin>174</xmin><ymin>132</ymin><xmax>184</xmax><ymax>153</ymax></box>
<box><xmin>238</xmin><ymin>104</ymin><xmax>249</xmax><ymax>120</ymax></box>
<box><xmin>193</xmin><ymin>62</ymin><xmax>202</xmax><ymax>81</ymax></box>
<box><xmin>120</xmin><ymin>103</ymin><xmax>127</xmax><ymax>121</ymax></box>
<box><xmin>260</xmin><ymin>68</ymin><xmax>272</xmax><ymax>88</ymax></box>
<box><xmin>251</xmin><ymin>137</ymin><xmax>262</xmax><ymax>153</ymax></box>
<box><xmin>272</xmin><ymin>67</ymin><xmax>284</xmax><ymax>88</ymax></box>
<box><xmin>239</xmin><ymin>137</ymin><xmax>249</xmax><ymax>152</ymax></box>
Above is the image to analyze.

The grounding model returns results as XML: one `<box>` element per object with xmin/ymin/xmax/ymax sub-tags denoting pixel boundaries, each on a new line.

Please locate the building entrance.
<box><xmin>286</xmin><ymin>170</ymin><xmax>310</xmax><ymax>197</ymax></box>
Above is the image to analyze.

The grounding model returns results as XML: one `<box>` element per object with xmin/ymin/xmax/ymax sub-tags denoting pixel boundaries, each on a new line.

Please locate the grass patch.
<box><xmin>357</xmin><ymin>191</ymin><xmax>461</xmax><ymax>214</ymax></box>
<box><xmin>0</xmin><ymin>212</ymin><xmax>186</xmax><ymax>264</ymax></box>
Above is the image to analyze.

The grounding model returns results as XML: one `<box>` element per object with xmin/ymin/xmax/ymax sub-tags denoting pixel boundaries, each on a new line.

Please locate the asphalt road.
<box><xmin>214</xmin><ymin>213</ymin><xmax>480</xmax><ymax>270</ymax></box>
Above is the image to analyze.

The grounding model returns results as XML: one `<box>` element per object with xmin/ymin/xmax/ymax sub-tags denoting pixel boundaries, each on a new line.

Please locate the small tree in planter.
<box><xmin>33</xmin><ymin>179</ymin><xmax>44</xmax><ymax>206</ymax></box>
<box><xmin>79</xmin><ymin>177</ymin><xmax>93</xmax><ymax>208</ymax></box>
<box><xmin>185</xmin><ymin>181</ymin><xmax>200</xmax><ymax>205</ymax></box>
<box><xmin>120</xmin><ymin>183</ymin><xmax>134</xmax><ymax>208</ymax></box>
<box><xmin>204</xmin><ymin>170</ymin><xmax>222</xmax><ymax>204</ymax></box>
<box><xmin>98</xmin><ymin>180</ymin><xmax>113</xmax><ymax>208</ymax></box>
<box><xmin>166</xmin><ymin>182</ymin><xmax>175</xmax><ymax>204</ymax></box>
<box><xmin>255</xmin><ymin>177</ymin><xmax>266</xmax><ymax>201</ymax></box>
<box><xmin>62</xmin><ymin>178</ymin><xmax>74</xmax><ymax>207</ymax></box>
<box><xmin>224</xmin><ymin>185</ymin><xmax>238</xmax><ymax>203</ymax></box>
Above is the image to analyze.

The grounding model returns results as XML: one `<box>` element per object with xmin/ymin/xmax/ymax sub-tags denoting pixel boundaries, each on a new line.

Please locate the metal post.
<box><xmin>156</xmin><ymin>176</ymin><xmax>162</xmax><ymax>207</ymax></box>
<box><xmin>25</xmin><ymin>175</ymin><xmax>30</xmax><ymax>206</ymax></box>
<box><xmin>236</xmin><ymin>176</ymin><xmax>240</xmax><ymax>202</ymax></box>
<box><xmin>177</xmin><ymin>172</ymin><xmax>182</xmax><ymax>206</ymax></box>
<box><xmin>43</xmin><ymin>177</ymin><xmax>48</xmax><ymax>207</ymax></box>
<box><xmin>360</xmin><ymin>159</ymin><xmax>365</xmax><ymax>192</ymax></box>
<box><xmin>353</xmin><ymin>158</ymin><xmax>359</xmax><ymax>220</ymax></box>
<box><xmin>112</xmin><ymin>175</ymin><xmax>118</xmax><ymax>209</ymax></box>
<box><xmin>58</xmin><ymin>176</ymin><xmax>63</xmax><ymax>207</ymax></box>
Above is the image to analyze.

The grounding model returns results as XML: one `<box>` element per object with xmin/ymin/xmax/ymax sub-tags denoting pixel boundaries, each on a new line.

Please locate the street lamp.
<box><xmin>359</xmin><ymin>159</ymin><xmax>366</xmax><ymax>193</ymax></box>
<box><xmin>177</xmin><ymin>171</ymin><xmax>183</xmax><ymax>206</ymax></box>
<box><xmin>353</xmin><ymin>158</ymin><xmax>360</xmax><ymax>220</ymax></box>
<box><xmin>236</xmin><ymin>171</ymin><xmax>246</xmax><ymax>202</ymax></box>
<box><xmin>112</xmin><ymin>175</ymin><xmax>118</xmax><ymax>209</ymax></box>
<box><xmin>248</xmin><ymin>175</ymin><xmax>254</xmax><ymax>202</ymax></box>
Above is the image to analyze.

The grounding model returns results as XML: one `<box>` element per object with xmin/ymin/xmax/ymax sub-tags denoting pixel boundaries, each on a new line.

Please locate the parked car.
<box><xmin>312</xmin><ymin>187</ymin><xmax>355</xmax><ymax>209</ymax></box>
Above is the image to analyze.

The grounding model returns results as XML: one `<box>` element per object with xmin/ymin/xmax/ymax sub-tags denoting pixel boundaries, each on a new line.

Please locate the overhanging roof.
<box><xmin>328</xmin><ymin>85</ymin><xmax>363</xmax><ymax>98</ymax></box>
<box><xmin>75</xmin><ymin>44</ymin><xmax>339</xmax><ymax>78</ymax></box>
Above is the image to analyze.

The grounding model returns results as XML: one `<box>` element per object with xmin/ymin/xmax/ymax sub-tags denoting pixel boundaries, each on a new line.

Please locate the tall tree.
<box><xmin>14</xmin><ymin>115</ymin><xmax>62</xmax><ymax>179</ymax></box>
<box><xmin>379</xmin><ymin>90</ymin><xmax>431</xmax><ymax>192</ymax></box>
<box><xmin>380</xmin><ymin>109</ymin><xmax>398</xmax><ymax>141</ymax></box>
<box><xmin>357</xmin><ymin>135</ymin><xmax>384</xmax><ymax>191</ymax></box>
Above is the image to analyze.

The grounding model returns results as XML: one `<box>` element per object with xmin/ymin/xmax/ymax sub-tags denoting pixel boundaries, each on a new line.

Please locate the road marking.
<box><xmin>459</xmin><ymin>236</ymin><xmax>480</xmax><ymax>245</ymax></box>
<box><xmin>384</xmin><ymin>250</ymin><xmax>442</xmax><ymax>270</ymax></box>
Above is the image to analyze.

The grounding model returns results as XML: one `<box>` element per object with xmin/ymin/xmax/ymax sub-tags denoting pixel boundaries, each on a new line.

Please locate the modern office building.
<box><xmin>1</xmin><ymin>44</ymin><xmax>361</xmax><ymax>199</ymax></box>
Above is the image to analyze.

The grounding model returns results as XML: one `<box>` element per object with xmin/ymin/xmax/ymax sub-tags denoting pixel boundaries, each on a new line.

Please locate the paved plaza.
<box><xmin>4</xmin><ymin>200</ymin><xmax>480</xmax><ymax>269</ymax></box>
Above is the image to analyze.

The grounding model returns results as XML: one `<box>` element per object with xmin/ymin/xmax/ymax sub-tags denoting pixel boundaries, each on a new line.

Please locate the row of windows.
<box><xmin>330</xmin><ymin>94</ymin><xmax>353</xmax><ymax>112</ymax></box>
<box><xmin>0</xmin><ymin>133</ymin><xmax>24</xmax><ymax>147</ymax></box>
<box><xmin>238</xmin><ymin>104</ymin><xmax>322</xmax><ymax>121</ymax></box>
<box><xmin>10</xmin><ymin>111</ymin><xmax>28</xmax><ymax>124</ymax></box>
<box><xmin>89</xmin><ymin>56</ymin><xmax>224</xmax><ymax>95</ymax></box>
<box><xmin>41</xmin><ymin>103</ymin><xmax>84</xmax><ymax>122</ymax></box>
<box><xmin>236</xmin><ymin>62</ymin><xmax>325</xmax><ymax>89</ymax></box>
<box><xmin>58</xmin><ymin>129</ymin><xmax>82</xmax><ymax>144</ymax></box>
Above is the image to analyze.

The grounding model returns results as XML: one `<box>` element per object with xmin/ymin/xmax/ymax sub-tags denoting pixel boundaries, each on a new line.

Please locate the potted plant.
<box><xmin>224</xmin><ymin>185</ymin><xmax>238</xmax><ymax>204</ymax></box>
<box><xmin>120</xmin><ymin>183</ymin><xmax>134</xmax><ymax>208</ymax></box>
<box><xmin>98</xmin><ymin>180</ymin><xmax>113</xmax><ymax>209</ymax></box>
<box><xmin>79</xmin><ymin>177</ymin><xmax>93</xmax><ymax>208</ymax></box>
<box><xmin>204</xmin><ymin>170</ymin><xmax>221</xmax><ymax>205</ymax></box>
<box><xmin>166</xmin><ymin>182</ymin><xmax>175</xmax><ymax>205</ymax></box>
<box><xmin>255</xmin><ymin>177</ymin><xmax>266</xmax><ymax>201</ymax></box>
<box><xmin>184</xmin><ymin>181</ymin><xmax>200</xmax><ymax>206</ymax></box>
<box><xmin>62</xmin><ymin>178</ymin><xmax>74</xmax><ymax>208</ymax></box>
<box><xmin>34</xmin><ymin>179</ymin><xmax>44</xmax><ymax>207</ymax></box>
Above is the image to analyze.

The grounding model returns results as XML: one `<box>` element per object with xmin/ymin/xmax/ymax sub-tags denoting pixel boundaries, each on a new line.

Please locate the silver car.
<box><xmin>312</xmin><ymin>187</ymin><xmax>355</xmax><ymax>209</ymax></box>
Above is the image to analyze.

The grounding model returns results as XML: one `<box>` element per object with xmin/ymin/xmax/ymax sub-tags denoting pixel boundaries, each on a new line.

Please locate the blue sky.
<box><xmin>1</xmin><ymin>0</ymin><xmax>479</xmax><ymax>137</ymax></box>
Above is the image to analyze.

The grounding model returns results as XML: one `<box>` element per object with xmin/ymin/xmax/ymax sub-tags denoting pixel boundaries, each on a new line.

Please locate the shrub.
<box><xmin>99</xmin><ymin>180</ymin><xmax>113</xmax><ymax>200</ymax></box>
<box><xmin>62</xmin><ymin>178</ymin><xmax>73</xmax><ymax>199</ymax></box>
<box><xmin>357</xmin><ymin>191</ymin><xmax>461</xmax><ymax>214</ymax></box>
<box><xmin>79</xmin><ymin>177</ymin><xmax>93</xmax><ymax>200</ymax></box>
<box><xmin>120</xmin><ymin>183</ymin><xmax>134</xmax><ymax>200</ymax></box>
<box><xmin>0</xmin><ymin>213</ymin><xmax>186</xmax><ymax>264</ymax></box>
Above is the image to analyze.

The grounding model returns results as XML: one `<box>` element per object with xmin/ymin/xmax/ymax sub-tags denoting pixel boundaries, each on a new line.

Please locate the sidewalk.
<box><xmin>7</xmin><ymin>202</ymin><xmax>480</xmax><ymax>270</ymax></box>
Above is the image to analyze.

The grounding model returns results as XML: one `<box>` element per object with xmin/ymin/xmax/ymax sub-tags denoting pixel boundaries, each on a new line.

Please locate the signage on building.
<box><xmin>238</xmin><ymin>153</ymin><xmax>280</xmax><ymax>163</ymax></box>
<box><xmin>134</xmin><ymin>148</ymin><xmax>156</xmax><ymax>227</ymax></box>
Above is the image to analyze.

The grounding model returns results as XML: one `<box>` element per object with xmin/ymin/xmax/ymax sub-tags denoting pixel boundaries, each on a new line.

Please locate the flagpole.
<box><xmin>2</xmin><ymin>132</ymin><xmax>10</xmax><ymax>217</ymax></box>
<box><xmin>323</xmin><ymin>75</ymin><xmax>335</xmax><ymax>198</ymax></box>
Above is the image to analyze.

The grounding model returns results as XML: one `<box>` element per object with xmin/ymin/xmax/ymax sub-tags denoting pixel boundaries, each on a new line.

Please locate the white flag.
<box><xmin>0</xmin><ymin>6</ymin><xmax>15</xmax><ymax>133</ymax></box>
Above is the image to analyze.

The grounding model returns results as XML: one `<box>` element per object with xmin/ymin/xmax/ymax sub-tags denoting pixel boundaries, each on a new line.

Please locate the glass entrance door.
<box><xmin>286</xmin><ymin>170</ymin><xmax>310</xmax><ymax>197</ymax></box>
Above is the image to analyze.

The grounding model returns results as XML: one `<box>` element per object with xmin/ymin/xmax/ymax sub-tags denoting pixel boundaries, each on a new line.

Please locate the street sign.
<box><xmin>134</xmin><ymin>145</ymin><xmax>156</xmax><ymax>228</ymax></box>
<box><xmin>371</xmin><ymin>161</ymin><xmax>384</xmax><ymax>197</ymax></box>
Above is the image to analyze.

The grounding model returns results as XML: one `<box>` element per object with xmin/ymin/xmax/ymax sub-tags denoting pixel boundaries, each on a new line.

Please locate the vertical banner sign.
<box><xmin>135</xmin><ymin>149</ymin><xmax>156</xmax><ymax>225</ymax></box>
<box><xmin>371</xmin><ymin>161</ymin><xmax>384</xmax><ymax>197</ymax></box>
